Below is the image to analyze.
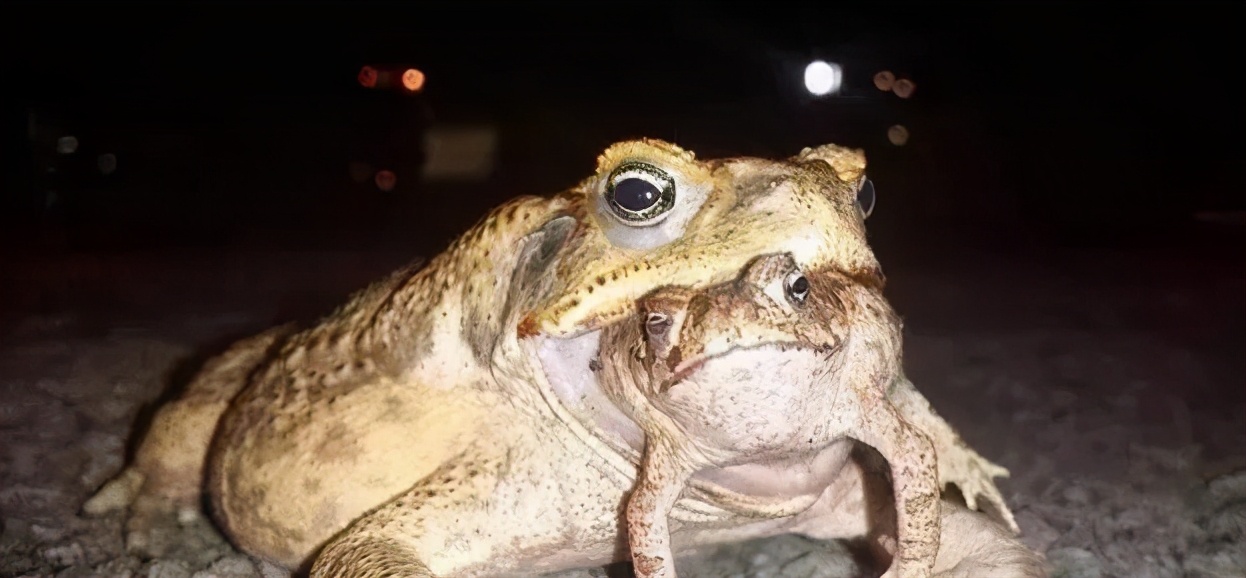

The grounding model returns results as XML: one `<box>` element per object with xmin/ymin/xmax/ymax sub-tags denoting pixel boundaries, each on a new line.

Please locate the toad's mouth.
<box><xmin>661</xmin><ymin>339</ymin><xmax>842</xmax><ymax>392</ymax></box>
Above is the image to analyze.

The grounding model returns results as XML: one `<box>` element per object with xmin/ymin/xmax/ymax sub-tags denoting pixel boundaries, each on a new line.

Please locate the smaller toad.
<box><xmin>581</xmin><ymin>252</ymin><xmax>1042</xmax><ymax>577</ymax></box>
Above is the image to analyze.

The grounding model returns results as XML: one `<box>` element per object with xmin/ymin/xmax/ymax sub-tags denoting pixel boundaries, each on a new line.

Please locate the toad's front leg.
<box><xmin>889</xmin><ymin>375</ymin><xmax>1017</xmax><ymax>533</ymax></box>
<box><xmin>837</xmin><ymin>403</ymin><xmax>941</xmax><ymax>578</ymax></box>
<box><xmin>625</xmin><ymin>434</ymin><xmax>697</xmax><ymax>578</ymax></box>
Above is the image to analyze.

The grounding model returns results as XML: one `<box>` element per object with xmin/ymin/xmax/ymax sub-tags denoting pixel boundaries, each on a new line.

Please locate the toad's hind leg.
<box><xmin>310</xmin><ymin>445</ymin><xmax>540</xmax><ymax>578</ymax></box>
<box><xmin>82</xmin><ymin>324</ymin><xmax>295</xmax><ymax>557</ymax></box>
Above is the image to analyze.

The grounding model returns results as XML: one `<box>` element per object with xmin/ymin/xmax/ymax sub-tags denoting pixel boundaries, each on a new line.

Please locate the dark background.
<box><xmin>0</xmin><ymin>5</ymin><xmax>1243</xmax><ymax>576</ymax></box>
<box><xmin>1</xmin><ymin>0</ymin><xmax>1243</xmax><ymax>258</ymax></box>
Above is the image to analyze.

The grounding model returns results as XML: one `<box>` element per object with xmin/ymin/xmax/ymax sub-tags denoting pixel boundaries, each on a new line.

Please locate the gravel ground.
<box><xmin>1</xmin><ymin>233</ymin><xmax>1243</xmax><ymax>578</ymax></box>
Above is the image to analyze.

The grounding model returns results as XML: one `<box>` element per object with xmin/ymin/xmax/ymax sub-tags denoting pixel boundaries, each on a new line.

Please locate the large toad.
<box><xmin>84</xmin><ymin>139</ymin><xmax>1028</xmax><ymax>576</ymax></box>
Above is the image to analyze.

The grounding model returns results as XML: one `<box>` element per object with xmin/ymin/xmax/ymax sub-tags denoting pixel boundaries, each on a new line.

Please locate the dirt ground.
<box><xmin>1</xmin><ymin>230</ymin><xmax>1243</xmax><ymax>578</ymax></box>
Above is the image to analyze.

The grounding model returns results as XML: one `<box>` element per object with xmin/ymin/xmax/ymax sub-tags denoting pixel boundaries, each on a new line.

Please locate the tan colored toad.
<box><xmin>84</xmin><ymin>139</ymin><xmax>1030</xmax><ymax>577</ymax></box>
<box><xmin>584</xmin><ymin>253</ymin><xmax>1041</xmax><ymax>577</ymax></box>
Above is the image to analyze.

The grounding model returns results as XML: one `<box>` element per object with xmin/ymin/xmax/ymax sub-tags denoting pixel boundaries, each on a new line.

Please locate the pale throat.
<box><xmin>535</xmin><ymin>330</ymin><xmax>646</xmax><ymax>454</ymax></box>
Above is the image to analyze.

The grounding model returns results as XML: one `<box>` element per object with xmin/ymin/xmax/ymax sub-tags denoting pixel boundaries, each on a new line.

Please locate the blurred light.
<box><xmin>97</xmin><ymin>153</ymin><xmax>117</xmax><ymax>175</ymax></box>
<box><xmin>357</xmin><ymin>65</ymin><xmax>379</xmax><ymax>89</ymax></box>
<box><xmin>887</xmin><ymin>125</ymin><xmax>910</xmax><ymax>146</ymax></box>
<box><xmin>893</xmin><ymin>78</ymin><xmax>916</xmax><ymax>99</ymax></box>
<box><xmin>56</xmin><ymin>136</ymin><xmax>79</xmax><ymax>155</ymax></box>
<box><xmin>401</xmin><ymin>68</ymin><xmax>426</xmax><ymax>92</ymax></box>
<box><xmin>374</xmin><ymin>170</ymin><xmax>397</xmax><ymax>192</ymax></box>
<box><xmin>803</xmin><ymin>60</ymin><xmax>842</xmax><ymax>96</ymax></box>
<box><xmin>873</xmin><ymin>70</ymin><xmax>896</xmax><ymax>92</ymax></box>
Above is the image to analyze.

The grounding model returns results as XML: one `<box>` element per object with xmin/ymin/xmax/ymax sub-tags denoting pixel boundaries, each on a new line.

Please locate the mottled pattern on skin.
<box><xmin>592</xmin><ymin>255</ymin><xmax>934</xmax><ymax>577</ymax></box>
<box><xmin>581</xmin><ymin>253</ymin><xmax>1039</xmax><ymax>578</ymax></box>
<box><xmin>629</xmin><ymin>254</ymin><xmax>1018</xmax><ymax>535</ymax></box>
<box><xmin>82</xmin><ymin>139</ymin><xmax>1043</xmax><ymax>577</ymax></box>
<box><xmin>889</xmin><ymin>374</ymin><xmax>1018</xmax><ymax>533</ymax></box>
<box><xmin>205</xmin><ymin>195</ymin><xmax>574</xmax><ymax>563</ymax></box>
<box><xmin>522</xmin><ymin>139</ymin><xmax>882</xmax><ymax>337</ymax></box>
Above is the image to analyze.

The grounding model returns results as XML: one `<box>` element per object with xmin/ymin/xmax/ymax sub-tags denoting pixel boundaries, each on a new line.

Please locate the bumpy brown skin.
<box><xmin>606</xmin><ymin>254</ymin><xmax>1044</xmax><ymax>577</ymax></box>
<box><xmin>624</xmin><ymin>254</ymin><xmax>939</xmax><ymax>578</ymax></box>
<box><xmin>310</xmin><ymin>255</ymin><xmax>1046</xmax><ymax>578</ymax></box>
<box><xmin>82</xmin><ymin>139</ymin><xmax>1035</xmax><ymax>577</ymax></box>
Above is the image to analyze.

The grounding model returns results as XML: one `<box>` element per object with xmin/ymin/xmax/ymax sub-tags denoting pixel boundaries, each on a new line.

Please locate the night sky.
<box><xmin>3</xmin><ymin>1</ymin><xmax>1243</xmax><ymax>252</ymax></box>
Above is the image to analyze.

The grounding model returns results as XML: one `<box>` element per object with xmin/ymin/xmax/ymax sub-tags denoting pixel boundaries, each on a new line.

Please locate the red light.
<box><xmin>357</xmin><ymin>65</ymin><xmax>378</xmax><ymax>89</ymax></box>
<box><xmin>401</xmin><ymin>68</ymin><xmax>425</xmax><ymax>92</ymax></box>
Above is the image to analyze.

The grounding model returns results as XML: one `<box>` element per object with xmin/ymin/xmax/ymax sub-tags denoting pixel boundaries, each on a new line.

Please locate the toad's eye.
<box><xmin>785</xmin><ymin>271</ymin><xmax>810</xmax><ymax>305</ymax></box>
<box><xmin>856</xmin><ymin>178</ymin><xmax>876</xmax><ymax>220</ymax></box>
<box><xmin>606</xmin><ymin>162</ymin><xmax>677</xmax><ymax>224</ymax></box>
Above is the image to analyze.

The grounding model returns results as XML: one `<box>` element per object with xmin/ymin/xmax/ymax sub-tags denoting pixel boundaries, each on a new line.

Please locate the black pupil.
<box><xmin>614</xmin><ymin>178</ymin><xmax>661</xmax><ymax>212</ymax></box>
<box><xmin>790</xmin><ymin>276</ymin><xmax>809</xmax><ymax>296</ymax></box>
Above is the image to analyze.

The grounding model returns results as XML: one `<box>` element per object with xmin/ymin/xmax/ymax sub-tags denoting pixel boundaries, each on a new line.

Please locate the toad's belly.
<box><xmin>207</xmin><ymin>375</ymin><xmax>507</xmax><ymax>568</ymax></box>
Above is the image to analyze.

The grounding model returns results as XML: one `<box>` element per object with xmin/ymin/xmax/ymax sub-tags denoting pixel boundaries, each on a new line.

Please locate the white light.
<box><xmin>804</xmin><ymin>60</ymin><xmax>842</xmax><ymax>96</ymax></box>
<box><xmin>887</xmin><ymin>124</ymin><xmax>910</xmax><ymax>146</ymax></box>
<box><xmin>57</xmin><ymin>136</ymin><xmax>79</xmax><ymax>155</ymax></box>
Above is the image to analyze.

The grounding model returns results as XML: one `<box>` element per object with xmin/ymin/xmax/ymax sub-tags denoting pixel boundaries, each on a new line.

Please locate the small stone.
<box><xmin>1184</xmin><ymin>550</ymin><xmax>1246</xmax><ymax>577</ymax></box>
<box><xmin>147</xmin><ymin>560</ymin><xmax>192</xmax><ymax>578</ymax></box>
<box><xmin>1061</xmin><ymin>483</ymin><xmax>1091</xmax><ymax>506</ymax></box>
<box><xmin>190</xmin><ymin>554</ymin><xmax>262</xmax><ymax>578</ymax></box>
<box><xmin>44</xmin><ymin>541</ymin><xmax>86</xmax><ymax>566</ymax></box>
<box><xmin>1047</xmin><ymin>547</ymin><xmax>1102</xmax><ymax>578</ymax></box>
<box><xmin>31</xmin><ymin>522</ymin><xmax>69</xmax><ymax>542</ymax></box>
<box><xmin>1208</xmin><ymin>470</ymin><xmax>1246</xmax><ymax>503</ymax></box>
<box><xmin>177</xmin><ymin>508</ymin><xmax>202</xmax><ymax>526</ymax></box>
